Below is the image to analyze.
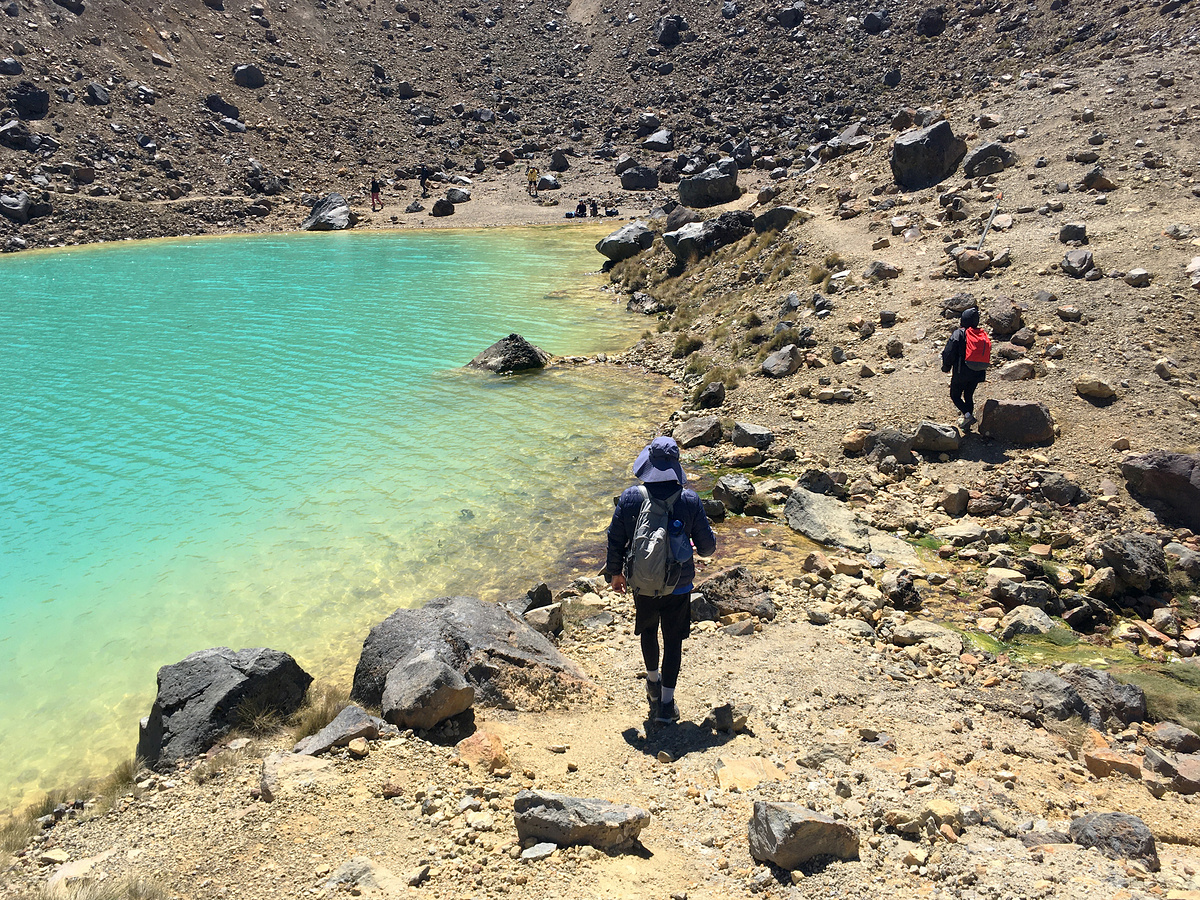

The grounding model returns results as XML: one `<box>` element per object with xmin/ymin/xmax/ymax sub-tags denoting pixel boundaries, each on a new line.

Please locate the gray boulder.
<box><xmin>548</xmin><ymin>148</ymin><xmax>570</xmax><ymax>172</ymax></box>
<box><xmin>467</xmin><ymin>333</ymin><xmax>550</xmax><ymax>374</ymax></box>
<box><xmin>431</xmin><ymin>198</ymin><xmax>455</xmax><ymax>216</ymax></box>
<box><xmin>674</xmin><ymin>415</ymin><xmax>722</xmax><ymax>448</ymax></box>
<box><xmin>301</xmin><ymin>193</ymin><xmax>354</xmax><ymax>231</ymax></box>
<box><xmin>996</xmin><ymin>579</ymin><xmax>1062</xmax><ymax>615</ymax></box>
<box><xmin>0</xmin><ymin>191</ymin><xmax>31</xmax><ymax>225</ymax></box>
<box><xmin>863</xmin><ymin>261</ymin><xmax>902</xmax><ymax>283</ymax></box>
<box><xmin>85</xmin><ymin>82</ymin><xmax>110</xmax><ymax>105</ymax></box>
<box><xmin>596</xmin><ymin>222</ymin><xmax>654</xmax><ymax>262</ymax></box>
<box><xmin>205</xmin><ymin>93</ymin><xmax>239</xmax><ymax>119</ymax></box>
<box><xmin>890</xmin><ymin>121</ymin><xmax>967</xmax><ymax>190</ymax></box>
<box><xmin>295</xmin><ymin>704</ymin><xmax>393</xmax><ymax>756</ymax></box>
<box><xmin>1021</xmin><ymin>666</ymin><xmax>1145</xmax><ymax>729</ymax></box>
<box><xmin>977</xmin><ymin>399</ymin><xmax>1055</xmax><ymax>444</ymax></box>
<box><xmin>522</xmin><ymin>602</ymin><xmax>563</xmax><ymax>636</ymax></box>
<box><xmin>761</xmin><ymin>344</ymin><xmax>802</xmax><ymax>377</ymax></box>
<box><xmin>513</xmin><ymin>790</ymin><xmax>649</xmax><ymax>851</ymax></box>
<box><xmin>679</xmin><ymin>162</ymin><xmax>739</xmax><ymax>207</ymax></box>
<box><xmin>1069</xmin><ymin>813</ymin><xmax>1159</xmax><ymax>871</ymax></box>
<box><xmin>713</xmin><ymin>474</ymin><xmax>754</xmax><ymax>515</ymax></box>
<box><xmin>619</xmin><ymin>165</ymin><xmax>659</xmax><ymax>191</ymax></box>
<box><xmin>999</xmin><ymin>606</ymin><xmax>1055</xmax><ymax>641</ymax></box>
<box><xmin>783</xmin><ymin>488</ymin><xmax>870</xmax><ymax>553</ymax></box>
<box><xmin>754</xmin><ymin>206</ymin><xmax>800</xmax><ymax>233</ymax></box>
<box><xmin>1096</xmin><ymin>533</ymin><xmax>1167</xmax><ymax>593</ymax></box>
<box><xmin>232</xmin><ymin>64</ymin><xmax>266</xmax><ymax>89</ymax></box>
<box><xmin>732</xmin><ymin>422</ymin><xmax>773</xmax><ymax>449</ymax></box>
<box><xmin>136</xmin><ymin>648</ymin><xmax>312</xmax><ymax>768</ymax></box>
<box><xmin>1152</xmin><ymin>722</ymin><xmax>1200</xmax><ymax>754</ymax></box>
<box><xmin>626</xmin><ymin>291</ymin><xmax>673</xmax><ymax>315</ymax></box>
<box><xmin>0</xmin><ymin>57</ymin><xmax>22</xmax><ymax>76</ymax></box>
<box><xmin>911</xmin><ymin>421</ymin><xmax>960</xmax><ymax>452</ymax></box>
<box><xmin>643</xmin><ymin>129</ymin><xmax>674</xmax><ymax>152</ymax></box>
<box><xmin>9</xmin><ymin>81</ymin><xmax>49</xmax><ymax>119</ymax></box>
<box><xmin>963</xmin><ymin>141</ymin><xmax>1018</xmax><ymax>178</ymax></box>
<box><xmin>695</xmin><ymin>381</ymin><xmax>726</xmax><ymax>409</ymax></box>
<box><xmin>382</xmin><ymin>650</ymin><xmax>475</xmax><ymax>730</ymax></box>
<box><xmin>1062</xmin><ymin>249</ymin><xmax>1094</xmax><ymax>277</ymax></box>
<box><xmin>446</xmin><ymin>187</ymin><xmax>472</xmax><ymax>204</ymax></box>
<box><xmin>536</xmin><ymin>174</ymin><xmax>561</xmax><ymax>192</ymax></box>
<box><xmin>662</xmin><ymin>210</ymin><xmax>753</xmax><ymax>262</ymax></box>
<box><xmin>748</xmin><ymin>802</ymin><xmax>860</xmax><ymax>869</ymax></box>
<box><xmin>350</xmin><ymin>596</ymin><xmax>594</xmax><ymax>711</ymax></box>
<box><xmin>1120</xmin><ymin>451</ymin><xmax>1200</xmax><ymax>531</ymax></box>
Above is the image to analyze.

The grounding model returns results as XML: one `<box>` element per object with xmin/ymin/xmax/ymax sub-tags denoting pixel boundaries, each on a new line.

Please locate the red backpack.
<box><xmin>964</xmin><ymin>327</ymin><xmax>991</xmax><ymax>371</ymax></box>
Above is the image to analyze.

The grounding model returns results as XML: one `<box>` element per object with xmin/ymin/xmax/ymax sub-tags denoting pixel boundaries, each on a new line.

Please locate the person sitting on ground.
<box><xmin>941</xmin><ymin>306</ymin><xmax>989</xmax><ymax>430</ymax></box>
<box><xmin>575</xmin><ymin>199</ymin><xmax>588</xmax><ymax>218</ymax></box>
<box><xmin>605</xmin><ymin>436</ymin><xmax>716</xmax><ymax>724</ymax></box>
<box><xmin>589</xmin><ymin>198</ymin><xmax>599</xmax><ymax>217</ymax></box>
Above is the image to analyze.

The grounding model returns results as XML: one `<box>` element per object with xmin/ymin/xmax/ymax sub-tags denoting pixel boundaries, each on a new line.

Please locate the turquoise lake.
<box><xmin>0</xmin><ymin>226</ymin><xmax>672</xmax><ymax>809</ymax></box>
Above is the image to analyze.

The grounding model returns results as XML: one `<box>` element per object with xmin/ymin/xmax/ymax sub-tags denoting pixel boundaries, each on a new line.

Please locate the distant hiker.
<box><xmin>575</xmin><ymin>199</ymin><xmax>587</xmax><ymax>218</ymax></box>
<box><xmin>526</xmin><ymin>166</ymin><xmax>540</xmax><ymax>197</ymax></box>
<box><xmin>370</xmin><ymin>176</ymin><xmax>382</xmax><ymax>211</ymax></box>
<box><xmin>589</xmin><ymin>198</ymin><xmax>599</xmax><ymax>218</ymax></box>
<box><xmin>418</xmin><ymin>164</ymin><xmax>431</xmax><ymax>198</ymax></box>
<box><xmin>605</xmin><ymin>436</ymin><xmax>717</xmax><ymax>724</ymax></box>
<box><xmin>941</xmin><ymin>306</ymin><xmax>991</xmax><ymax>430</ymax></box>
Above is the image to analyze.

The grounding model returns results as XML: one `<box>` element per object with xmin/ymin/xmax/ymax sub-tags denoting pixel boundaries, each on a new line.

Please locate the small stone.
<box><xmin>347</xmin><ymin>737</ymin><xmax>369</xmax><ymax>758</ymax></box>
<box><xmin>1124</xmin><ymin>268</ymin><xmax>1151</xmax><ymax>287</ymax></box>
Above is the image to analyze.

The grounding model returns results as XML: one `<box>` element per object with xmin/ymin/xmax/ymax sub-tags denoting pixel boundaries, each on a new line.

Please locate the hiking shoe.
<box><xmin>645</xmin><ymin>678</ymin><xmax>662</xmax><ymax>704</ymax></box>
<box><xmin>655</xmin><ymin>700</ymin><xmax>680</xmax><ymax>724</ymax></box>
<box><xmin>963</xmin><ymin>412</ymin><xmax>977</xmax><ymax>429</ymax></box>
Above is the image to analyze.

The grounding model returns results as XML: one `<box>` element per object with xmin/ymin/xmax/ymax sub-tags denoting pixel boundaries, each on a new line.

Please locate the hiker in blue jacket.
<box><xmin>605</xmin><ymin>436</ymin><xmax>717</xmax><ymax>724</ymax></box>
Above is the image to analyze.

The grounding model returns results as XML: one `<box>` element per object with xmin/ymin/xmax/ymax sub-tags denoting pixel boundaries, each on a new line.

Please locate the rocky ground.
<box><xmin>4</xmin><ymin>0</ymin><xmax>1200</xmax><ymax>897</ymax></box>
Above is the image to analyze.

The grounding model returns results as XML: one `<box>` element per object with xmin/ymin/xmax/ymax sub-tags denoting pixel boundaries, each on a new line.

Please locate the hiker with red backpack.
<box><xmin>605</xmin><ymin>436</ymin><xmax>717</xmax><ymax>724</ymax></box>
<box><xmin>941</xmin><ymin>307</ymin><xmax>991</xmax><ymax>430</ymax></box>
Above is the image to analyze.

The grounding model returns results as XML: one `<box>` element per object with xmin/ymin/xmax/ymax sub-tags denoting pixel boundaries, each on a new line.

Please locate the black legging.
<box><xmin>636</xmin><ymin>594</ymin><xmax>690</xmax><ymax>689</ymax></box>
<box><xmin>950</xmin><ymin>367</ymin><xmax>985</xmax><ymax>415</ymax></box>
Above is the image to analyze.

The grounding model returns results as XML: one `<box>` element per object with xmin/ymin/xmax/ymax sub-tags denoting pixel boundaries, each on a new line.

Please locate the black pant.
<box><xmin>634</xmin><ymin>592</ymin><xmax>690</xmax><ymax>690</ymax></box>
<box><xmin>950</xmin><ymin>367</ymin><xmax>985</xmax><ymax>415</ymax></box>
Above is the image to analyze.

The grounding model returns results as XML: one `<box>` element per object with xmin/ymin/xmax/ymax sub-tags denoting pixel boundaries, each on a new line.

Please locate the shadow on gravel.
<box><xmin>955</xmin><ymin>435</ymin><xmax>1018</xmax><ymax>465</ymax></box>
<box><xmin>620</xmin><ymin>720</ymin><xmax>739</xmax><ymax>760</ymax></box>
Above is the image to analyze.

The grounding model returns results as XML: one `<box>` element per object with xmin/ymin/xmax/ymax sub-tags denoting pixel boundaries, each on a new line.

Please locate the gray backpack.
<box><xmin>624</xmin><ymin>486</ymin><xmax>683</xmax><ymax>598</ymax></box>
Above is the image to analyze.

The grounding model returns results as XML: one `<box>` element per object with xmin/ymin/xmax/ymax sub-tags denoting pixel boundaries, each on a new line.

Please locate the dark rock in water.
<box><xmin>679</xmin><ymin>161</ymin><xmax>739</xmax><ymax>208</ymax></box>
<box><xmin>783</xmin><ymin>488</ymin><xmax>871</xmax><ymax>552</ymax></box>
<box><xmin>137</xmin><ymin>647</ymin><xmax>312</xmax><ymax>768</ymax></box>
<box><xmin>205</xmin><ymin>93</ymin><xmax>239</xmax><ymax>120</ymax></box>
<box><xmin>702</xmin><ymin>498</ymin><xmax>726</xmax><ymax>522</ymax></box>
<box><xmin>301</xmin><ymin>193</ymin><xmax>354</xmax><ymax>231</ymax></box>
<box><xmin>514</xmin><ymin>789</ymin><xmax>649</xmax><ymax>850</ymax></box>
<box><xmin>382</xmin><ymin>650</ymin><xmax>475</xmax><ymax>730</ymax></box>
<box><xmin>963</xmin><ymin>141</ymin><xmax>1018</xmax><ymax>178</ymax></box>
<box><xmin>467</xmin><ymin>333</ymin><xmax>550</xmax><ymax>374</ymax></box>
<box><xmin>695</xmin><ymin>565</ymin><xmax>775</xmax><ymax>621</ymax></box>
<box><xmin>748</xmin><ymin>801</ymin><xmax>860</xmax><ymax>868</ymax></box>
<box><xmin>890</xmin><ymin>121</ymin><xmax>967</xmax><ymax>190</ymax></box>
<box><xmin>9</xmin><ymin>81</ymin><xmax>50</xmax><ymax>120</ymax></box>
<box><xmin>663</xmin><ymin>210</ymin><xmax>753</xmax><ymax>261</ymax></box>
<box><xmin>295</xmin><ymin>704</ymin><xmax>394</xmax><ymax>756</ymax></box>
<box><xmin>430</xmin><ymin>198</ymin><xmax>455</xmax><ymax>216</ymax></box>
<box><xmin>596</xmin><ymin>222</ymin><xmax>654</xmax><ymax>261</ymax></box>
<box><xmin>916</xmin><ymin>6</ymin><xmax>947</xmax><ymax>36</ymax></box>
<box><xmin>695</xmin><ymin>381</ymin><xmax>726</xmax><ymax>410</ymax></box>
<box><xmin>232</xmin><ymin>63</ymin><xmax>266</xmax><ymax>89</ymax></box>
<box><xmin>674</xmin><ymin>415</ymin><xmax>722</xmax><ymax>448</ymax></box>
<box><xmin>350</xmin><ymin>596</ymin><xmax>594</xmax><ymax>711</ymax></box>
<box><xmin>1069</xmin><ymin>813</ymin><xmax>1159</xmax><ymax>871</ymax></box>
<box><xmin>619</xmin><ymin>165</ymin><xmax>659</xmax><ymax>191</ymax></box>
<box><xmin>1120</xmin><ymin>451</ymin><xmax>1200</xmax><ymax>531</ymax></box>
<box><xmin>713</xmin><ymin>474</ymin><xmax>754</xmax><ymax>515</ymax></box>
<box><xmin>1096</xmin><ymin>533</ymin><xmax>1167</xmax><ymax>593</ymax></box>
<box><xmin>978</xmin><ymin>399</ymin><xmax>1055</xmax><ymax>444</ymax></box>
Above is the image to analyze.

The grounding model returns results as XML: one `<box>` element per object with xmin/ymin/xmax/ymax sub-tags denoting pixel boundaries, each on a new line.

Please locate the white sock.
<box><xmin>646</xmin><ymin>670</ymin><xmax>661</xmax><ymax>683</ymax></box>
<box><xmin>661</xmin><ymin>686</ymin><xmax>675</xmax><ymax>704</ymax></box>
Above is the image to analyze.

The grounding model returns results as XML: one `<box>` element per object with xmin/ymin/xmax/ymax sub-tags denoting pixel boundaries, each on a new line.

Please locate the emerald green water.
<box><xmin>0</xmin><ymin>227</ymin><xmax>670</xmax><ymax>809</ymax></box>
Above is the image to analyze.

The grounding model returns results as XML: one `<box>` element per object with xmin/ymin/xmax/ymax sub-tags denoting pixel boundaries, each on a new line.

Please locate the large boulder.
<box><xmin>232</xmin><ymin>64</ymin><xmax>266</xmax><ymax>89</ymax></box>
<box><xmin>962</xmin><ymin>141</ymin><xmax>1018</xmax><ymax>178</ymax></box>
<box><xmin>301</xmin><ymin>193</ymin><xmax>354</xmax><ymax>231</ymax></box>
<box><xmin>662</xmin><ymin>210</ymin><xmax>753</xmax><ymax>262</ymax></box>
<box><xmin>1069</xmin><ymin>813</ymin><xmax>1160</xmax><ymax>871</ymax></box>
<box><xmin>1095</xmin><ymin>533</ymin><xmax>1167</xmax><ymax>593</ymax></box>
<box><xmin>513</xmin><ymin>790</ymin><xmax>649</xmax><ymax>851</ymax></box>
<box><xmin>381</xmin><ymin>650</ymin><xmax>475</xmax><ymax>730</ymax></box>
<box><xmin>8</xmin><ymin>81</ymin><xmax>50</xmax><ymax>119</ymax></box>
<box><xmin>467</xmin><ymin>333</ymin><xmax>550</xmax><ymax>374</ymax></box>
<box><xmin>446</xmin><ymin>187</ymin><xmax>472</xmax><ymax>204</ymax></box>
<box><xmin>642</xmin><ymin>128</ymin><xmax>674</xmax><ymax>152</ymax></box>
<box><xmin>754</xmin><ymin>205</ymin><xmax>800</xmax><ymax>233</ymax></box>
<box><xmin>431</xmin><ymin>198</ymin><xmax>455</xmax><ymax>216</ymax></box>
<box><xmin>694</xmin><ymin>566</ymin><xmax>776</xmax><ymax>621</ymax></box>
<box><xmin>783</xmin><ymin>488</ymin><xmax>871</xmax><ymax>553</ymax></box>
<box><xmin>748</xmin><ymin>802</ymin><xmax>860</xmax><ymax>868</ymax></box>
<box><xmin>1021</xmin><ymin>666</ymin><xmax>1145</xmax><ymax>729</ymax></box>
<box><xmin>0</xmin><ymin>191</ymin><xmax>32</xmax><ymax>225</ymax></box>
<box><xmin>678</xmin><ymin>161</ymin><xmax>740</xmax><ymax>207</ymax></box>
<box><xmin>911</xmin><ymin>421</ymin><xmax>960</xmax><ymax>452</ymax></box>
<box><xmin>674</xmin><ymin>415</ymin><xmax>722</xmax><ymax>448</ymax></box>
<box><xmin>205</xmin><ymin>93</ymin><xmax>239</xmax><ymax>119</ymax></box>
<box><xmin>890</xmin><ymin>121</ymin><xmax>967</xmax><ymax>190</ymax></box>
<box><xmin>596</xmin><ymin>222</ymin><xmax>654</xmax><ymax>262</ymax></box>
<box><xmin>619</xmin><ymin>165</ymin><xmax>659</xmax><ymax>191</ymax></box>
<box><xmin>977</xmin><ymin>399</ymin><xmax>1055</xmax><ymax>444</ymax></box>
<box><xmin>136</xmin><ymin>648</ymin><xmax>312</xmax><ymax>768</ymax></box>
<box><xmin>713</xmin><ymin>474</ymin><xmax>754</xmax><ymax>515</ymax></box>
<box><xmin>1120</xmin><ymin>451</ymin><xmax>1200</xmax><ymax>531</ymax></box>
<box><xmin>762</xmin><ymin>344</ymin><xmax>802</xmax><ymax>377</ymax></box>
<box><xmin>350</xmin><ymin>596</ymin><xmax>594</xmax><ymax>711</ymax></box>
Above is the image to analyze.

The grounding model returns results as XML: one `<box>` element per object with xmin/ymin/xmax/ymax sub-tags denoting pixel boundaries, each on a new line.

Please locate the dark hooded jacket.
<box><xmin>605</xmin><ymin>480</ymin><xmax>716</xmax><ymax>594</ymax></box>
<box><xmin>941</xmin><ymin>307</ymin><xmax>985</xmax><ymax>378</ymax></box>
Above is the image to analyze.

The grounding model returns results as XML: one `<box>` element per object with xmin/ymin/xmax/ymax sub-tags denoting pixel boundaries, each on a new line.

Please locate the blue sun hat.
<box><xmin>633</xmin><ymin>436</ymin><xmax>686</xmax><ymax>485</ymax></box>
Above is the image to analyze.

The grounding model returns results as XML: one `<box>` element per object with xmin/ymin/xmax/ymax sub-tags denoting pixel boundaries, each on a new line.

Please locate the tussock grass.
<box><xmin>191</xmin><ymin>743</ymin><xmax>256</xmax><ymax>786</ymax></box>
<box><xmin>33</xmin><ymin>876</ymin><xmax>167</xmax><ymax>900</ymax></box>
<box><xmin>89</xmin><ymin>757</ymin><xmax>143</xmax><ymax>815</ymax></box>
<box><xmin>763</xmin><ymin>327</ymin><xmax>803</xmax><ymax>355</ymax></box>
<box><xmin>1</xmin><ymin>815</ymin><xmax>38</xmax><ymax>865</ymax></box>
<box><xmin>288</xmin><ymin>682</ymin><xmax>352</xmax><ymax>744</ymax></box>
<box><xmin>684</xmin><ymin>353</ymin><xmax>711</xmax><ymax>376</ymax></box>
<box><xmin>741</xmin><ymin>311</ymin><xmax>762</xmax><ymax>329</ymax></box>
<box><xmin>671</xmin><ymin>334</ymin><xmax>703</xmax><ymax>359</ymax></box>
<box><xmin>234</xmin><ymin>696</ymin><xmax>284</xmax><ymax>737</ymax></box>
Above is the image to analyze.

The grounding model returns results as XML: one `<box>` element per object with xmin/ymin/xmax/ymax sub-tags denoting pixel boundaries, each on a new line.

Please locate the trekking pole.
<box><xmin>976</xmin><ymin>190</ymin><xmax>1003</xmax><ymax>250</ymax></box>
